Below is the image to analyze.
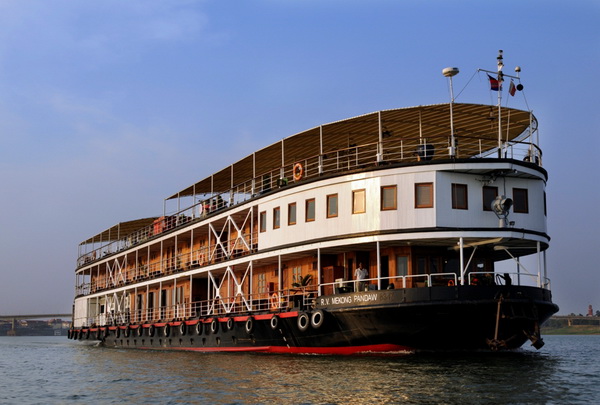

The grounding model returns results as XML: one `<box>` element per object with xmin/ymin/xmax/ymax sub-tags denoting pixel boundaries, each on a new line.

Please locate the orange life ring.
<box><xmin>293</xmin><ymin>163</ymin><xmax>303</xmax><ymax>181</ymax></box>
<box><xmin>448</xmin><ymin>279</ymin><xmax>455</xmax><ymax>286</ymax></box>
<box><xmin>270</xmin><ymin>293</ymin><xmax>280</xmax><ymax>310</ymax></box>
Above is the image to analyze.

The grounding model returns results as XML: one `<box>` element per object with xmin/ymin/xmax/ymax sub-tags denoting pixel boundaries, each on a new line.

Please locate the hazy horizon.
<box><xmin>0</xmin><ymin>1</ymin><xmax>598</xmax><ymax>316</ymax></box>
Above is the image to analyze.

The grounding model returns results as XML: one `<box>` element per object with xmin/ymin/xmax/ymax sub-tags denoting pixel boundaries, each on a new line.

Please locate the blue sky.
<box><xmin>0</xmin><ymin>0</ymin><xmax>598</xmax><ymax>316</ymax></box>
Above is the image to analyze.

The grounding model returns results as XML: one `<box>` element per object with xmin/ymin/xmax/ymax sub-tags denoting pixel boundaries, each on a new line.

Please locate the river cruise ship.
<box><xmin>69</xmin><ymin>61</ymin><xmax>558</xmax><ymax>353</ymax></box>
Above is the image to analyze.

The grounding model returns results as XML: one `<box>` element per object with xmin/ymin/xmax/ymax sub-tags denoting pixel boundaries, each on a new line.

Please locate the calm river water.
<box><xmin>0</xmin><ymin>335</ymin><xmax>598</xmax><ymax>404</ymax></box>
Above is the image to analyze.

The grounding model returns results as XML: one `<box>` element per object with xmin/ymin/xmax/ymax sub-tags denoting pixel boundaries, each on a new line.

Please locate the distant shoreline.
<box><xmin>542</xmin><ymin>325</ymin><xmax>600</xmax><ymax>335</ymax></box>
<box><xmin>542</xmin><ymin>316</ymin><xmax>600</xmax><ymax>335</ymax></box>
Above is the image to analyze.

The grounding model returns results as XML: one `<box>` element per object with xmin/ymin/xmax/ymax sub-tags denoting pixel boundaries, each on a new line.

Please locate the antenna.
<box><xmin>442</xmin><ymin>67</ymin><xmax>460</xmax><ymax>158</ymax></box>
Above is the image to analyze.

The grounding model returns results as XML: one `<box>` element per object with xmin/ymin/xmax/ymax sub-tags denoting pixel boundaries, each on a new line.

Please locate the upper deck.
<box><xmin>77</xmin><ymin>103</ymin><xmax>541</xmax><ymax>267</ymax></box>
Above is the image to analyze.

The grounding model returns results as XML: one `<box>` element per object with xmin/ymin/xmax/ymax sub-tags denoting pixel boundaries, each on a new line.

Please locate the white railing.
<box><xmin>319</xmin><ymin>270</ymin><xmax>547</xmax><ymax>294</ymax></box>
<box><xmin>77</xmin><ymin>233</ymin><xmax>257</xmax><ymax>296</ymax></box>
<box><xmin>75</xmin><ymin>287</ymin><xmax>318</xmax><ymax>327</ymax></box>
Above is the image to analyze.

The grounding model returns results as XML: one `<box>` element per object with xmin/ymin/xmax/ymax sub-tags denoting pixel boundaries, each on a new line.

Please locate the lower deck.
<box><xmin>69</xmin><ymin>284</ymin><xmax>558</xmax><ymax>352</ymax></box>
<box><xmin>74</xmin><ymin>229</ymin><xmax>552</xmax><ymax>331</ymax></box>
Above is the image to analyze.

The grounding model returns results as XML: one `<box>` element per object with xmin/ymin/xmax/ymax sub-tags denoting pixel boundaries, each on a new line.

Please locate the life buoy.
<box><xmin>297</xmin><ymin>312</ymin><xmax>310</xmax><ymax>332</ymax></box>
<box><xmin>210</xmin><ymin>319</ymin><xmax>219</xmax><ymax>334</ymax></box>
<box><xmin>195</xmin><ymin>322</ymin><xmax>203</xmax><ymax>335</ymax></box>
<box><xmin>245</xmin><ymin>317</ymin><xmax>254</xmax><ymax>334</ymax></box>
<box><xmin>311</xmin><ymin>309</ymin><xmax>324</xmax><ymax>329</ymax></box>
<box><xmin>179</xmin><ymin>323</ymin><xmax>187</xmax><ymax>336</ymax></box>
<box><xmin>162</xmin><ymin>324</ymin><xmax>170</xmax><ymax>337</ymax></box>
<box><xmin>148</xmin><ymin>325</ymin><xmax>155</xmax><ymax>337</ymax></box>
<box><xmin>293</xmin><ymin>163</ymin><xmax>304</xmax><ymax>181</ymax></box>
<box><xmin>136</xmin><ymin>326</ymin><xmax>143</xmax><ymax>337</ymax></box>
<box><xmin>124</xmin><ymin>325</ymin><xmax>131</xmax><ymax>338</ymax></box>
<box><xmin>471</xmin><ymin>278</ymin><xmax>479</xmax><ymax>286</ymax></box>
<box><xmin>226</xmin><ymin>318</ymin><xmax>234</xmax><ymax>331</ymax></box>
<box><xmin>448</xmin><ymin>279</ymin><xmax>455</xmax><ymax>286</ymax></box>
<box><xmin>270</xmin><ymin>293</ymin><xmax>280</xmax><ymax>310</ymax></box>
<box><xmin>270</xmin><ymin>315</ymin><xmax>279</xmax><ymax>330</ymax></box>
<box><xmin>115</xmin><ymin>327</ymin><xmax>121</xmax><ymax>339</ymax></box>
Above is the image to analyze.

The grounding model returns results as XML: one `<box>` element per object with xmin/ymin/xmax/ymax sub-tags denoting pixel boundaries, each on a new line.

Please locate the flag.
<box><xmin>488</xmin><ymin>74</ymin><xmax>501</xmax><ymax>91</ymax></box>
<box><xmin>509</xmin><ymin>80</ymin><xmax>516</xmax><ymax>96</ymax></box>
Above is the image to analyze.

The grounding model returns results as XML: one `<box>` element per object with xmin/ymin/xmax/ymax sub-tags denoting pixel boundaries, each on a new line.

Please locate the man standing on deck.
<box><xmin>354</xmin><ymin>263</ymin><xmax>368</xmax><ymax>292</ymax></box>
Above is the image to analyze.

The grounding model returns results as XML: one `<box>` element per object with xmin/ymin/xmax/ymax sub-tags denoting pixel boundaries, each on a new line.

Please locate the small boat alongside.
<box><xmin>69</xmin><ymin>53</ymin><xmax>558</xmax><ymax>353</ymax></box>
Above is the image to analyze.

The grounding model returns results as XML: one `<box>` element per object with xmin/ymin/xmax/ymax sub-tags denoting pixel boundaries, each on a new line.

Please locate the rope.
<box><xmin>454</xmin><ymin>69</ymin><xmax>479</xmax><ymax>101</ymax></box>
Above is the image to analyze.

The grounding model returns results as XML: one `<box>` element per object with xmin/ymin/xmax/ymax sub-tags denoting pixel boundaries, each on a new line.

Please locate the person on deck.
<box><xmin>354</xmin><ymin>263</ymin><xmax>368</xmax><ymax>292</ymax></box>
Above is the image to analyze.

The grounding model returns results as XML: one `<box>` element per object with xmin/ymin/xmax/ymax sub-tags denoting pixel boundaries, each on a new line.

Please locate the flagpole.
<box><xmin>479</xmin><ymin>53</ymin><xmax>525</xmax><ymax>159</ymax></box>
<box><xmin>496</xmin><ymin>50</ymin><xmax>504</xmax><ymax>158</ymax></box>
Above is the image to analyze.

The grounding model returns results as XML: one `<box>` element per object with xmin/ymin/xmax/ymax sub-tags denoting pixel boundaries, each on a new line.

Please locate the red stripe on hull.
<box><xmin>137</xmin><ymin>343</ymin><xmax>412</xmax><ymax>355</ymax></box>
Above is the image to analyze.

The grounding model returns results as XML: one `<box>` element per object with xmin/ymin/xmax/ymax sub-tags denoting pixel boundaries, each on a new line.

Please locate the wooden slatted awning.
<box><xmin>167</xmin><ymin>102</ymin><xmax>535</xmax><ymax>199</ymax></box>
<box><xmin>80</xmin><ymin>218</ymin><xmax>158</xmax><ymax>245</ymax></box>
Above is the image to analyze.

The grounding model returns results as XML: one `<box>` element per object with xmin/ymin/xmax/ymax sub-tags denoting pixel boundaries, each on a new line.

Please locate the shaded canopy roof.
<box><xmin>80</xmin><ymin>218</ymin><xmax>158</xmax><ymax>245</ymax></box>
<box><xmin>168</xmin><ymin>103</ymin><xmax>535</xmax><ymax>199</ymax></box>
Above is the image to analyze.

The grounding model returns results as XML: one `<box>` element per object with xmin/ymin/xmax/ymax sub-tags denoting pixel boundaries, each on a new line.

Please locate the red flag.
<box><xmin>509</xmin><ymin>80</ymin><xmax>516</xmax><ymax>96</ymax></box>
<box><xmin>487</xmin><ymin>74</ymin><xmax>501</xmax><ymax>91</ymax></box>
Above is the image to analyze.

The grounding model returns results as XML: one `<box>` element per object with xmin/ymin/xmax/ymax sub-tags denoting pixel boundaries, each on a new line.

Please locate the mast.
<box><xmin>478</xmin><ymin>50</ymin><xmax>525</xmax><ymax>158</ymax></box>
<box><xmin>496</xmin><ymin>50</ymin><xmax>504</xmax><ymax>157</ymax></box>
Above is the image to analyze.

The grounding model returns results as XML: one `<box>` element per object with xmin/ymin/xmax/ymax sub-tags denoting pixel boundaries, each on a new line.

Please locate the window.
<box><xmin>273</xmin><ymin>207</ymin><xmax>280</xmax><ymax>229</ymax></box>
<box><xmin>292</xmin><ymin>266</ymin><xmax>302</xmax><ymax>285</ymax></box>
<box><xmin>288</xmin><ymin>203</ymin><xmax>297</xmax><ymax>225</ymax></box>
<box><xmin>175</xmin><ymin>286</ymin><xmax>184</xmax><ymax>304</ymax></box>
<box><xmin>327</xmin><ymin>194</ymin><xmax>338</xmax><ymax>218</ymax></box>
<box><xmin>451</xmin><ymin>183</ymin><xmax>468</xmax><ymax>210</ymax></box>
<box><xmin>482</xmin><ymin>186</ymin><xmax>498</xmax><ymax>211</ymax></box>
<box><xmin>415</xmin><ymin>183</ymin><xmax>434</xmax><ymax>208</ymax></box>
<box><xmin>513</xmin><ymin>188</ymin><xmax>529</xmax><ymax>213</ymax></box>
<box><xmin>416</xmin><ymin>257</ymin><xmax>427</xmax><ymax>274</ymax></box>
<box><xmin>381</xmin><ymin>186</ymin><xmax>397</xmax><ymax>210</ymax></box>
<box><xmin>396</xmin><ymin>256</ymin><xmax>408</xmax><ymax>277</ymax></box>
<box><xmin>259</xmin><ymin>211</ymin><xmax>267</xmax><ymax>232</ymax></box>
<box><xmin>353</xmin><ymin>189</ymin><xmax>366</xmax><ymax>214</ymax></box>
<box><xmin>306</xmin><ymin>198</ymin><xmax>316</xmax><ymax>222</ymax></box>
<box><xmin>257</xmin><ymin>273</ymin><xmax>267</xmax><ymax>294</ymax></box>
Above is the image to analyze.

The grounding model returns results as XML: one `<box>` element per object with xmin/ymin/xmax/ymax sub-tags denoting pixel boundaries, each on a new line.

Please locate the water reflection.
<box><xmin>2</xmin><ymin>336</ymin><xmax>598</xmax><ymax>404</ymax></box>
<box><xmin>70</xmin><ymin>346</ymin><xmax>570</xmax><ymax>404</ymax></box>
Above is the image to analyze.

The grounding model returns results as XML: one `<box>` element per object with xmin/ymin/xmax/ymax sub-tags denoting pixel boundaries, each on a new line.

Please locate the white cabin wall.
<box><xmin>257</xmin><ymin>164</ymin><xmax>547</xmax><ymax>250</ymax></box>
<box><xmin>435</xmin><ymin>172</ymin><xmax>547</xmax><ymax>233</ymax></box>
<box><xmin>258</xmin><ymin>168</ymin><xmax>438</xmax><ymax>249</ymax></box>
<box><xmin>506</xmin><ymin>178</ymin><xmax>547</xmax><ymax>233</ymax></box>
<box><xmin>73</xmin><ymin>297</ymin><xmax>88</xmax><ymax>327</ymax></box>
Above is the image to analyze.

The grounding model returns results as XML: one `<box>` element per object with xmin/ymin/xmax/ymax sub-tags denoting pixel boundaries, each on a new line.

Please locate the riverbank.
<box><xmin>542</xmin><ymin>316</ymin><xmax>600</xmax><ymax>335</ymax></box>
<box><xmin>542</xmin><ymin>325</ymin><xmax>600</xmax><ymax>335</ymax></box>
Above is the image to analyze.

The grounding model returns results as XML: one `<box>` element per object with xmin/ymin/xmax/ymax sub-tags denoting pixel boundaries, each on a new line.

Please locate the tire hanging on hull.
<box><xmin>245</xmin><ymin>317</ymin><xmax>254</xmax><ymax>334</ymax></box>
<box><xmin>297</xmin><ymin>312</ymin><xmax>310</xmax><ymax>332</ymax></box>
<box><xmin>311</xmin><ymin>310</ymin><xmax>325</xmax><ymax>329</ymax></box>
<box><xmin>270</xmin><ymin>315</ymin><xmax>279</xmax><ymax>330</ymax></box>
